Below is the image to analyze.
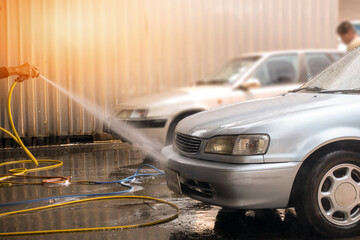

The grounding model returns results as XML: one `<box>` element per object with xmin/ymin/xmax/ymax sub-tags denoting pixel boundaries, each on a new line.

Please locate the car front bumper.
<box><xmin>106</xmin><ymin>118</ymin><xmax>168</xmax><ymax>144</ymax></box>
<box><xmin>162</xmin><ymin>145</ymin><xmax>302</xmax><ymax>209</ymax></box>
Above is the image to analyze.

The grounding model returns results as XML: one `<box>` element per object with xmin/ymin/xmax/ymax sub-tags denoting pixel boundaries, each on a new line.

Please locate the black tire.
<box><xmin>165</xmin><ymin>121</ymin><xmax>177</xmax><ymax>145</ymax></box>
<box><xmin>294</xmin><ymin>150</ymin><xmax>360</xmax><ymax>237</ymax></box>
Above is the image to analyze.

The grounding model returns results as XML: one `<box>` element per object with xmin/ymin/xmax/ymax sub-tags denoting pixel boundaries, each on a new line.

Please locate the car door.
<box><xmin>303</xmin><ymin>52</ymin><xmax>337</xmax><ymax>79</ymax></box>
<box><xmin>231</xmin><ymin>53</ymin><xmax>302</xmax><ymax>102</ymax></box>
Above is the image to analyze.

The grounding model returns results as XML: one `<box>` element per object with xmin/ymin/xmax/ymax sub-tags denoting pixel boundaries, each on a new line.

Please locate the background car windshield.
<box><xmin>199</xmin><ymin>56</ymin><xmax>259</xmax><ymax>85</ymax></box>
<box><xmin>301</xmin><ymin>48</ymin><xmax>360</xmax><ymax>90</ymax></box>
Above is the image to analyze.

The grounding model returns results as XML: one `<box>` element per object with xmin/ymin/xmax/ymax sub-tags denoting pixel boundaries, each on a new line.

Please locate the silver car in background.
<box><xmin>105</xmin><ymin>50</ymin><xmax>343</xmax><ymax>146</ymax></box>
<box><xmin>163</xmin><ymin>48</ymin><xmax>360</xmax><ymax>237</ymax></box>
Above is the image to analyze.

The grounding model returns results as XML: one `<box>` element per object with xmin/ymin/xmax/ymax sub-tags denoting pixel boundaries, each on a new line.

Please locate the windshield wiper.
<box><xmin>196</xmin><ymin>79</ymin><xmax>227</xmax><ymax>85</ymax></box>
<box><xmin>289</xmin><ymin>86</ymin><xmax>324</xmax><ymax>93</ymax></box>
<box><xmin>319</xmin><ymin>89</ymin><xmax>360</xmax><ymax>94</ymax></box>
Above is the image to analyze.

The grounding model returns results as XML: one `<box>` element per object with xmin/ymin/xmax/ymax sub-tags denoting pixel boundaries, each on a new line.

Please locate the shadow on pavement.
<box><xmin>170</xmin><ymin>208</ymin><xmax>326</xmax><ymax>240</ymax></box>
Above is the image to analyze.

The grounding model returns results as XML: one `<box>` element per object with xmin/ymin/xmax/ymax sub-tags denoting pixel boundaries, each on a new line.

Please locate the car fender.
<box><xmin>264</xmin><ymin>126</ymin><xmax>360</xmax><ymax>163</ymax></box>
<box><xmin>299</xmin><ymin>127</ymin><xmax>360</xmax><ymax>162</ymax></box>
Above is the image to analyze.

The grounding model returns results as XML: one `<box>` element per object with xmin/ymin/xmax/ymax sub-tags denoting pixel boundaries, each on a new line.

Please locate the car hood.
<box><xmin>117</xmin><ymin>85</ymin><xmax>230</xmax><ymax>108</ymax></box>
<box><xmin>176</xmin><ymin>92</ymin><xmax>357</xmax><ymax>138</ymax></box>
<box><xmin>113</xmin><ymin>85</ymin><xmax>231</xmax><ymax>116</ymax></box>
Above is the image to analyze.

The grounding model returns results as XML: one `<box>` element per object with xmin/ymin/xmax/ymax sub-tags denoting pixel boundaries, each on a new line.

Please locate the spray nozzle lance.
<box><xmin>15</xmin><ymin>75</ymin><xmax>31</xmax><ymax>82</ymax></box>
<box><xmin>14</xmin><ymin>73</ymin><xmax>40</xmax><ymax>83</ymax></box>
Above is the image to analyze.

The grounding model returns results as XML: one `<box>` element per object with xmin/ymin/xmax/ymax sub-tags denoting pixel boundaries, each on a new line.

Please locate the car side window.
<box><xmin>305</xmin><ymin>53</ymin><xmax>332</xmax><ymax>78</ymax></box>
<box><xmin>252</xmin><ymin>54</ymin><xmax>299</xmax><ymax>86</ymax></box>
<box><xmin>330</xmin><ymin>53</ymin><xmax>343</xmax><ymax>61</ymax></box>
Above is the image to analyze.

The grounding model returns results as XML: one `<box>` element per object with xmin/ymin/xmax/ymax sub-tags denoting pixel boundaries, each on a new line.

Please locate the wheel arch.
<box><xmin>288</xmin><ymin>139</ymin><xmax>360</xmax><ymax>207</ymax></box>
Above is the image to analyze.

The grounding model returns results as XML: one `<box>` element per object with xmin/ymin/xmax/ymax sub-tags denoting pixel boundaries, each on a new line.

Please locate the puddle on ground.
<box><xmin>0</xmin><ymin>143</ymin><xmax>358</xmax><ymax>240</ymax></box>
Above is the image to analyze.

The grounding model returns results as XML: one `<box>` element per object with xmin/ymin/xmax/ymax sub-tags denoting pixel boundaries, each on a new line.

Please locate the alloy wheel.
<box><xmin>318</xmin><ymin>164</ymin><xmax>360</xmax><ymax>226</ymax></box>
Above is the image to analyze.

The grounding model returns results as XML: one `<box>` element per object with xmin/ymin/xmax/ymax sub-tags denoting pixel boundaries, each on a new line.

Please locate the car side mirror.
<box><xmin>240</xmin><ymin>78</ymin><xmax>261</xmax><ymax>90</ymax></box>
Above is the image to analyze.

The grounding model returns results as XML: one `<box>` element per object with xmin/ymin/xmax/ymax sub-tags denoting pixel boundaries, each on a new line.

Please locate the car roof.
<box><xmin>237</xmin><ymin>49</ymin><xmax>345</xmax><ymax>59</ymax></box>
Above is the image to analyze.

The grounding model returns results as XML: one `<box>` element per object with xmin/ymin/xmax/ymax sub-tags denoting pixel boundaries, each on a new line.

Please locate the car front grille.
<box><xmin>175</xmin><ymin>132</ymin><xmax>202</xmax><ymax>154</ymax></box>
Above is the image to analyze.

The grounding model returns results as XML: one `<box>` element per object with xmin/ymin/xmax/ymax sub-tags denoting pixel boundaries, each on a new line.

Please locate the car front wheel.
<box><xmin>295</xmin><ymin>150</ymin><xmax>360</xmax><ymax>237</ymax></box>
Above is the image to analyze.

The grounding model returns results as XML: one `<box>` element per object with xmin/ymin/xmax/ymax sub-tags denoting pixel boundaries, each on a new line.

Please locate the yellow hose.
<box><xmin>0</xmin><ymin>160</ymin><xmax>63</xmax><ymax>181</ymax></box>
<box><xmin>0</xmin><ymin>195</ymin><xmax>180</xmax><ymax>236</ymax></box>
<box><xmin>0</xmin><ymin>82</ymin><xmax>63</xmax><ymax>182</ymax></box>
<box><xmin>0</xmin><ymin>81</ymin><xmax>179</xmax><ymax>236</ymax></box>
<box><xmin>1</xmin><ymin>81</ymin><xmax>39</xmax><ymax>165</ymax></box>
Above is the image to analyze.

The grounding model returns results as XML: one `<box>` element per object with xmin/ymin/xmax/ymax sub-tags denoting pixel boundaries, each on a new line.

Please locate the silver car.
<box><xmin>163</xmin><ymin>48</ymin><xmax>360</xmax><ymax>237</ymax></box>
<box><xmin>106</xmin><ymin>50</ymin><xmax>342</xmax><ymax>146</ymax></box>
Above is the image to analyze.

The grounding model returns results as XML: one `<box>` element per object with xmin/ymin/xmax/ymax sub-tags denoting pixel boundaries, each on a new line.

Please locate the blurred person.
<box><xmin>337</xmin><ymin>21</ymin><xmax>360</xmax><ymax>51</ymax></box>
<box><xmin>0</xmin><ymin>63</ymin><xmax>40</xmax><ymax>81</ymax></box>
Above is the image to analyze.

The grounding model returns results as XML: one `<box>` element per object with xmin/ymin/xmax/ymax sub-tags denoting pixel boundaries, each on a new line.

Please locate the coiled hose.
<box><xmin>0</xmin><ymin>81</ymin><xmax>179</xmax><ymax>236</ymax></box>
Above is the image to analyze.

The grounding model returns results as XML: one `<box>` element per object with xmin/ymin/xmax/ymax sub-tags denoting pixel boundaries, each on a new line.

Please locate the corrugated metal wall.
<box><xmin>339</xmin><ymin>0</ymin><xmax>360</xmax><ymax>22</ymax></box>
<box><xmin>0</xmin><ymin>0</ymin><xmax>338</xmax><ymax>139</ymax></box>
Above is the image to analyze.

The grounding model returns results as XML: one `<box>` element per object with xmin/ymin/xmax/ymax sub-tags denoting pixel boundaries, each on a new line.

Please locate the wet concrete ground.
<box><xmin>0</xmin><ymin>142</ymin><xmax>357</xmax><ymax>239</ymax></box>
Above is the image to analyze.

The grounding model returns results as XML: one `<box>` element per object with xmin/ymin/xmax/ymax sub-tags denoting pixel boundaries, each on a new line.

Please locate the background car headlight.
<box><xmin>204</xmin><ymin>135</ymin><xmax>270</xmax><ymax>155</ymax></box>
<box><xmin>117</xmin><ymin>109</ymin><xmax>148</xmax><ymax>119</ymax></box>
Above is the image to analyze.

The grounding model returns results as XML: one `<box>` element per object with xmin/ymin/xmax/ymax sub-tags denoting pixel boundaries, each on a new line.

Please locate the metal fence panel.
<box><xmin>0</xmin><ymin>0</ymin><xmax>338</xmax><ymax>138</ymax></box>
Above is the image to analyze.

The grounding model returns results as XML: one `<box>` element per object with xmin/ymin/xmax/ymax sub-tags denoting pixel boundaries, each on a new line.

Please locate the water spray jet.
<box><xmin>39</xmin><ymin>75</ymin><xmax>166</xmax><ymax>163</ymax></box>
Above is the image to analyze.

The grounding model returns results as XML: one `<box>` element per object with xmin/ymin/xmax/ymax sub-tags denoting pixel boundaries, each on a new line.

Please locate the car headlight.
<box><xmin>117</xmin><ymin>109</ymin><xmax>148</xmax><ymax>119</ymax></box>
<box><xmin>204</xmin><ymin>134</ymin><xmax>270</xmax><ymax>155</ymax></box>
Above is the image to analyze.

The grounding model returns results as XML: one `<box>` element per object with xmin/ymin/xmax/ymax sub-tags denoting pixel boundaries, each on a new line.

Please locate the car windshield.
<box><xmin>297</xmin><ymin>48</ymin><xmax>360</xmax><ymax>92</ymax></box>
<box><xmin>197</xmin><ymin>56</ymin><xmax>260</xmax><ymax>85</ymax></box>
